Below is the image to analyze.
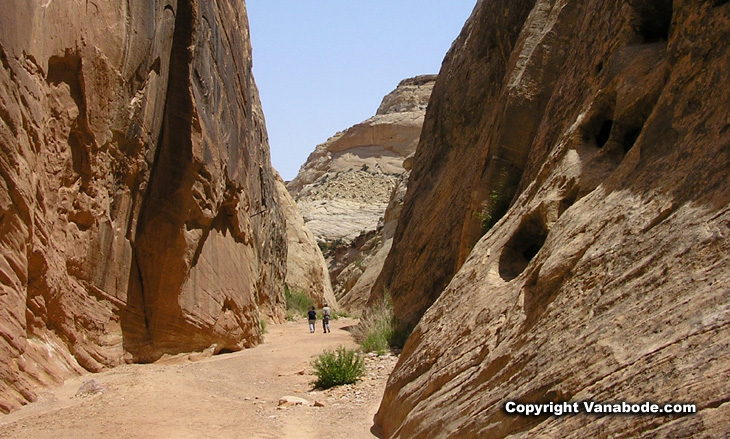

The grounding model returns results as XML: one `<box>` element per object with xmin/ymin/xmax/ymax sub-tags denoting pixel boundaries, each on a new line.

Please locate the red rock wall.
<box><xmin>375</xmin><ymin>0</ymin><xmax>730</xmax><ymax>437</ymax></box>
<box><xmin>0</xmin><ymin>0</ymin><xmax>286</xmax><ymax>413</ymax></box>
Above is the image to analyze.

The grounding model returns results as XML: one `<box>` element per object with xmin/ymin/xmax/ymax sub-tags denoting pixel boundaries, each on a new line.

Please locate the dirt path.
<box><xmin>0</xmin><ymin>318</ymin><xmax>395</xmax><ymax>439</ymax></box>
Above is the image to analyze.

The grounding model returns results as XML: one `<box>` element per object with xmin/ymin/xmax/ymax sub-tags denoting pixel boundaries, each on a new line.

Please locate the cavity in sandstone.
<box><xmin>374</xmin><ymin>1</ymin><xmax>730</xmax><ymax>437</ymax></box>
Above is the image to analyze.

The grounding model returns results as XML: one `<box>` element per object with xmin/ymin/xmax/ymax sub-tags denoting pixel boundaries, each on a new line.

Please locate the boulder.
<box><xmin>278</xmin><ymin>396</ymin><xmax>310</xmax><ymax>407</ymax></box>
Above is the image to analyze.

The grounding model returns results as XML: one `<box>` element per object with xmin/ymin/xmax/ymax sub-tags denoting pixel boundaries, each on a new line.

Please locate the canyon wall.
<box><xmin>0</xmin><ymin>0</ymin><xmax>286</xmax><ymax>413</ymax></box>
<box><xmin>274</xmin><ymin>173</ymin><xmax>337</xmax><ymax>308</ymax></box>
<box><xmin>375</xmin><ymin>0</ymin><xmax>730</xmax><ymax>437</ymax></box>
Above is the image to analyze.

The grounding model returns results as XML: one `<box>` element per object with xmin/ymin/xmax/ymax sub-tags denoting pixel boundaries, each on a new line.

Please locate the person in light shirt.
<box><xmin>322</xmin><ymin>303</ymin><xmax>331</xmax><ymax>333</ymax></box>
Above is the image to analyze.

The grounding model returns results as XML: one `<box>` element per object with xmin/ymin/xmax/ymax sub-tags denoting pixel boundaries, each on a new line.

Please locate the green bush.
<box><xmin>312</xmin><ymin>346</ymin><xmax>364</xmax><ymax>389</ymax></box>
<box><xmin>285</xmin><ymin>284</ymin><xmax>315</xmax><ymax>318</ymax></box>
<box><xmin>475</xmin><ymin>168</ymin><xmax>520</xmax><ymax>235</ymax></box>
<box><xmin>352</xmin><ymin>293</ymin><xmax>411</xmax><ymax>355</ymax></box>
<box><xmin>317</xmin><ymin>238</ymin><xmax>344</xmax><ymax>258</ymax></box>
<box><xmin>330</xmin><ymin>309</ymin><xmax>353</xmax><ymax>320</ymax></box>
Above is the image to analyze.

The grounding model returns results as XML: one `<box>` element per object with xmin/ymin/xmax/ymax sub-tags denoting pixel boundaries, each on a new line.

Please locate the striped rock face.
<box><xmin>0</xmin><ymin>0</ymin><xmax>286</xmax><ymax>413</ymax></box>
<box><xmin>373</xmin><ymin>0</ymin><xmax>730</xmax><ymax>437</ymax></box>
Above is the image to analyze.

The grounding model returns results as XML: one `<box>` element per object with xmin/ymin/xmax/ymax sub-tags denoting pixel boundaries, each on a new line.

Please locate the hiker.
<box><xmin>322</xmin><ymin>303</ymin><xmax>331</xmax><ymax>333</ymax></box>
<box><xmin>307</xmin><ymin>306</ymin><xmax>317</xmax><ymax>333</ymax></box>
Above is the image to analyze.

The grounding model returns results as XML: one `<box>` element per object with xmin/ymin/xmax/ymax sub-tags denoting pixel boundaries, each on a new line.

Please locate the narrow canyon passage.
<box><xmin>0</xmin><ymin>318</ymin><xmax>391</xmax><ymax>439</ymax></box>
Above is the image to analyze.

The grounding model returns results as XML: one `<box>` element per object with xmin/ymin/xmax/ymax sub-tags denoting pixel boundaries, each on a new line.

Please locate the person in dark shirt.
<box><xmin>307</xmin><ymin>306</ymin><xmax>316</xmax><ymax>333</ymax></box>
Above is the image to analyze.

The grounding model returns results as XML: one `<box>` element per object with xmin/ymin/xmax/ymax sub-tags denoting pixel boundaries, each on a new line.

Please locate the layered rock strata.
<box><xmin>374</xmin><ymin>0</ymin><xmax>730</xmax><ymax>437</ymax></box>
<box><xmin>0</xmin><ymin>0</ymin><xmax>285</xmax><ymax>413</ymax></box>
<box><xmin>338</xmin><ymin>167</ymin><xmax>410</xmax><ymax>311</ymax></box>
<box><xmin>287</xmin><ymin>77</ymin><xmax>433</xmax><ymax>308</ymax></box>
<box><xmin>287</xmin><ymin>75</ymin><xmax>435</xmax><ymax>244</ymax></box>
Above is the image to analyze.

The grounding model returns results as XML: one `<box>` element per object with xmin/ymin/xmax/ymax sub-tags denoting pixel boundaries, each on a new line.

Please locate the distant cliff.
<box><xmin>374</xmin><ymin>0</ymin><xmax>730</xmax><ymax>437</ymax></box>
<box><xmin>274</xmin><ymin>172</ymin><xmax>337</xmax><ymax>308</ymax></box>
<box><xmin>287</xmin><ymin>75</ymin><xmax>434</xmax><ymax>308</ymax></box>
<box><xmin>0</xmin><ymin>0</ymin><xmax>286</xmax><ymax>413</ymax></box>
<box><xmin>287</xmin><ymin>75</ymin><xmax>435</xmax><ymax>243</ymax></box>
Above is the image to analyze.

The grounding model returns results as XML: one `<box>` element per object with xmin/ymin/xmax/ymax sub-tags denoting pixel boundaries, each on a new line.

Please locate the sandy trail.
<box><xmin>0</xmin><ymin>318</ymin><xmax>393</xmax><ymax>439</ymax></box>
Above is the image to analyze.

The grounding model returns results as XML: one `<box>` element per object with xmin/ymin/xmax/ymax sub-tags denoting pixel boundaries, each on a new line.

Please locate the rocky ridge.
<box><xmin>0</xmin><ymin>0</ymin><xmax>286</xmax><ymax>413</ymax></box>
<box><xmin>287</xmin><ymin>76</ymin><xmax>434</xmax><ymax>308</ymax></box>
<box><xmin>287</xmin><ymin>75</ymin><xmax>435</xmax><ymax>244</ymax></box>
<box><xmin>374</xmin><ymin>0</ymin><xmax>730</xmax><ymax>437</ymax></box>
<box><xmin>274</xmin><ymin>172</ymin><xmax>337</xmax><ymax>308</ymax></box>
<box><xmin>336</xmin><ymin>167</ymin><xmax>411</xmax><ymax>311</ymax></box>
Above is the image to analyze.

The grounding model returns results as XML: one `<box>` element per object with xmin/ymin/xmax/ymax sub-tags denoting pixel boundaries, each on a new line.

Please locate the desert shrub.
<box><xmin>475</xmin><ymin>167</ymin><xmax>520</xmax><ymax>235</ymax></box>
<box><xmin>312</xmin><ymin>346</ymin><xmax>364</xmax><ymax>389</ymax></box>
<box><xmin>352</xmin><ymin>293</ymin><xmax>411</xmax><ymax>355</ymax></box>
<box><xmin>330</xmin><ymin>309</ymin><xmax>353</xmax><ymax>320</ymax></box>
<box><xmin>317</xmin><ymin>238</ymin><xmax>344</xmax><ymax>258</ymax></box>
<box><xmin>285</xmin><ymin>284</ymin><xmax>315</xmax><ymax>319</ymax></box>
<box><xmin>260</xmin><ymin>319</ymin><xmax>267</xmax><ymax>334</ymax></box>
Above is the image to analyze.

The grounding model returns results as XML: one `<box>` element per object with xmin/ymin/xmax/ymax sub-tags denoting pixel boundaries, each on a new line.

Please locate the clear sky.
<box><xmin>246</xmin><ymin>1</ymin><xmax>476</xmax><ymax>181</ymax></box>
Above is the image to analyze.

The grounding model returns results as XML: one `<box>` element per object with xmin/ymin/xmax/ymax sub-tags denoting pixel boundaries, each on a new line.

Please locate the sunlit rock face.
<box><xmin>287</xmin><ymin>76</ymin><xmax>435</xmax><ymax>309</ymax></box>
<box><xmin>374</xmin><ymin>0</ymin><xmax>730</xmax><ymax>437</ymax></box>
<box><xmin>287</xmin><ymin>75</ymin><xmax>435</xmax><ymax>244</ymax></box>
<box><xmin>0</xmin><ymin>0</ymin><xmax>286</xmax><ymax>413</ymax></box>
<box><xmin>274</xmin><ymin>172</ymin><xmax>337</xmax><ymax>308</ymax></box>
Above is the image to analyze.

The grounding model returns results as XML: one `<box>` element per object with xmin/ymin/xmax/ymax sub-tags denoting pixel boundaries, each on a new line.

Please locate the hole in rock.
<box><xmin>499</xmin><ymin>213</ymin><xmax>548</xmax><ymax>281</ymax></box>
<box><xmin>595</xmin><ymin>61</ymin><xmax>604</xmax><ymax>75</ymax></box>
<box><xmin>47</xmin><ymin>52</ymin><xmax>84</xmax><ymax>111</ymax></box>
<box><xmin>633</xmin><ymin>0</ymin><xmax>673</xmax><ymax>43</ymax></box>
<box><xmin>595</xmin><ymin>119</ymin><xmax>613</xmax><ymax>148</ymax></box>
<box><xmin>621</xmin><ymin>127</ymin><xmax>642</xmax><ymax>153</ymax></box>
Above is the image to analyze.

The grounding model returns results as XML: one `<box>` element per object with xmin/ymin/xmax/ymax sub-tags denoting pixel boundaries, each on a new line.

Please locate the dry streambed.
<box><xmin>0</xmin><ymin>318</ymin><xmax>396</xmax><ymax>439</ymax></box>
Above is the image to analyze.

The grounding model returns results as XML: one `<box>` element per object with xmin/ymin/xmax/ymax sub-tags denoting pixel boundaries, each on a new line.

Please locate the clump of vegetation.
<box><xmin>260</xmin><ymin>319</ymin><xmax>267</xmax><ymax>334</ymax></box>
<box><xmin>476</xmin><ymin>189</ymin><xmax>512</xmax><ymax>232</ymax></box>
<box><xmin>476</xmin><ymin>168</ymin><xmax>520</xmax><ymax>235</ymax></box>
<box><xmin>311</xmin><ymin>346</ymin><xmax>365</xmax><ymax>389</ymax></box>
<box><xmin>285</xmin><ymin>284</ymin><xmax>315</xmax><ymax>321</ymax></box>
<box><xmin>330</xmin><ymin>309</ymin><xmax>353</xmax><ymax>320</ymax></box>
<box><xmin>317</xmin><ymin>238</ymin><xmax>344</xmax><ymax>258</ymax></box>
<box><xmin>352</xmin><ymin>293</ymin><xmax>411</xmax><ymax>355</ymax></box>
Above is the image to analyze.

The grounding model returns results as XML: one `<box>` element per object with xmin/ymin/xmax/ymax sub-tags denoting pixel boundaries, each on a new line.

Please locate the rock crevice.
<box><xmin>0</xmin><ymin>0</ymin><xmax>285</xmax><ymax>411</ymax></box>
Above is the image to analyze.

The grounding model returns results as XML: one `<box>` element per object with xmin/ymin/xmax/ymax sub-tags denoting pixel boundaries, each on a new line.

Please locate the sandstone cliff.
<box><xmin>287</xmin><ymin>75</ymin><xmax>434</xmax><ymax>244</ymax></box>
<box><xmin>0</xmin><ymin>0</ymin><xmax>286</xmax><ymax>413</ymax></box>
<box><xmin>288</xmin><ymin>77</ymin><xmax>433</xmax><ymax>308</ymax></box>
<box><xmin>374</xmin><ymin>0</ymin><xmax>730</xmax><ymax>437</ymax></box>
<box><xmin>274</xmin><ymin>172</ymin><xmax>337</xmax><ymax>308</ymax></box>
<box><xmin>338</xmin><ymin>168</ymin><xmax>410</xmax><ymax>311</ymax></box>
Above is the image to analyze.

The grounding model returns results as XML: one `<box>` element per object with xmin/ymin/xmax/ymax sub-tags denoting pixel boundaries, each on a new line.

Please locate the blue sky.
<box><xmin>246</xmin><ymin>1</ymin><xmax>476</xmax><ymax>180</ymax></box>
